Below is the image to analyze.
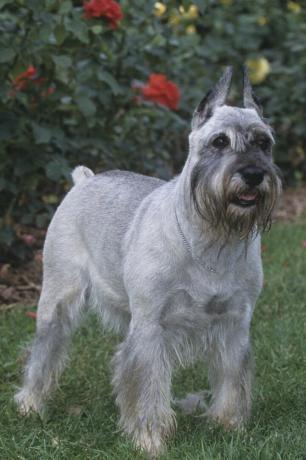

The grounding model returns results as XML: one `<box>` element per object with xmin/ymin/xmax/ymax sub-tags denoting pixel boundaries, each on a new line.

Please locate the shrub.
<box><xmin>0</xmin><ymin>0</ymin><xmax>305</xmax><ymax>261</ymax></box>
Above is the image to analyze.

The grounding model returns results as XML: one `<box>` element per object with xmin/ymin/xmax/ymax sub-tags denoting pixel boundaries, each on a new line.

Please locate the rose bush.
<box><xmin>0</xmin><ymin>0</ymin><xmax>306</xmax><ymax>262</ymax></box>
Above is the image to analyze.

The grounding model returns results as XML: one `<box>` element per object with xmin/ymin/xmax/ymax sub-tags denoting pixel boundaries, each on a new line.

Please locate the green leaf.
<box><xmin>54</xmin><ymin>24</ymin><xmax>67</xmax><ymax>45</ymax></box>
<box><xmin>97</xmin><ymin>70</ymin><xmax>122</xmax><ymax>95</ymax></box>
<box><xmin>52</xmin><ymin>55</ymin><xmax>72</xmax><ymax>83</ymax></box>
<box><xmin>14</xmin><ymin>158</ymin><xmax>35</xmax><ymax>176</ymax></box>
<box><xmin>35</xmin><ymin>212</ymin><xmax>51</xmax><ymax>228</ymax></box>
<box><xmin>75</xmin><ymin>94</ymin><xmax>96</xmax><ymax>118</ymax></box>
<box><xmin>91</xmin><ymin>25</ymin><xmax>103</xmax><ymax>35</ymax></box>
<box><xmin>65</xmin><ymin>17</ymin><xmax>89</xmax><ymax>44</ymax></box>
<box><xmin>31</xmin><ymin>122</ymin><xmax>52</xmax><ymax>144</ymax></box>
<box><xmin>0</xmin><ymin>48</ymin><xmax>15</xmax><ymax>63</ymax></box>
<box><xmin>45</xmin><ymin>156</ymin><xmax>70</xmax><ymax>181</ymax></box>
<box><xmin>0</xmin><ymin>0</ymin><xmax>14</xmax><ymax>9</ymax></box>
<box><xmin>52</xmin><ymin>55</ymin><xmax>72</xmax><ymax>68</ymax></box>
<box><xmin>59</xmin><ymin>0</ymin><xmax>72</xmax><ymax>15</ymax></box>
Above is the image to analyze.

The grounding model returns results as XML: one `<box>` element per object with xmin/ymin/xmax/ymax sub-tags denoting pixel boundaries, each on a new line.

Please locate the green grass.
<box><xmin>1</xmin><ymin>221</ymin><xmax>306</xmax><ymax>459</ymax></box>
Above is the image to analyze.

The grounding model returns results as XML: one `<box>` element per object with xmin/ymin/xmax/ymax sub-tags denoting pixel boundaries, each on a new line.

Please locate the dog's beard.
<box><xmin>190</xmin><ymin>161</ymin><xmax>282</xmax><ymax>240</ymax></box>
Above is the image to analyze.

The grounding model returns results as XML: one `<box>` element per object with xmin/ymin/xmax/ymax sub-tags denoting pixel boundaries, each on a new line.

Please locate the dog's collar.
<box><xmin>174</xmin><ymin>208</ymin><xmax>217</xmax><ymax>274</ymax></box>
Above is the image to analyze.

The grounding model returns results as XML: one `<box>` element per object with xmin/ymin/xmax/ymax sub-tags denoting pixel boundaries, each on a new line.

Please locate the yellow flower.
<box><xmin>170</xmin><ymin>4</ymin><xmax>199</xmax><ymax>28</ymax></box>
<box><xmin>186</xmin><ymin>25</ymin><xmax>196</xmax><ymax>34</ymax></box>
<box><xmin>169</xmin><ymin>13</ymin><xmax>181</xmax><ymax>26</ymax></box>
<box><xmin>287</xmin><ymin>1</ymin><xmax>301</xmax><ymax>13</ymax></box>
<box><xmin>179</xmin><ymin>5</ymin><xmax>198</xmax><ymax>19</ymax></box>
<box><xmin>154</xmin><ymin>2</ymin><xmax>167</xmax><ymax>17</ymax></box>
<box><xmin>220</xmin><ymin>0</ymin><xmax>233</xmax><ymax>6</ymax></box>
<box><xmin>246</xmin><ymin>58</ymin><xmax>271</xmax><ymax>85</ymax></box>
<box><xmin>187</xmin><ymin>5</ymin><xmax>199</xmax><ymax>19</ymax></box>
<box><xmin>257</xmin><ymin>16</ymin><xmax>268</xmax><ymax>26</ymax></box>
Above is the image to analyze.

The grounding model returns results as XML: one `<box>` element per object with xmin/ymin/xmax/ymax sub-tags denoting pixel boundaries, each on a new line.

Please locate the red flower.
<box><xmin>10</xmin><ymin>65</ymin><xmax>54</xmax><ymax>99</ymax></box>
<box><xmin>83</xmin><ymin>0</ymin><xmax>123</xmax><ymax>28</ymax></box>
<box><xmin>12</xmin><ymin>65</ymin><xmax>38</xmax><ymax>91</ymax></box>
<box><xmin>140</xmin><ymin>74</ymin><xmax>180</xmax><ymax>110</ymax></box>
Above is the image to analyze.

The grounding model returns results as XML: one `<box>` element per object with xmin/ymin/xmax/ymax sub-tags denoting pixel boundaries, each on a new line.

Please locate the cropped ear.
<box><xmin>243</xmin><ymin>65</ymin><xmax>263</xmax><ymax>116</ymax></box>
<box><xmin>191</xmin><ymin>66</ymin><xmax>233</xmax><ymax>130</ymax></box>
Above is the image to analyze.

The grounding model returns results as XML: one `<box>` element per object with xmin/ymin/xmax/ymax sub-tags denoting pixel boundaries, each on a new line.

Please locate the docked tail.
<box><xmin>71</xmin><ymin>166</ymin><xmax>94</xmax><ymax>185</ymax></box>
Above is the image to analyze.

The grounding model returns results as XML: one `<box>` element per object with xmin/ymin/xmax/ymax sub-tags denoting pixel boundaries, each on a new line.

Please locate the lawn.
<box><xmin>1</xmin><ymin>220</ymin><xmax>305</xmax><ymax>460</ymax></box>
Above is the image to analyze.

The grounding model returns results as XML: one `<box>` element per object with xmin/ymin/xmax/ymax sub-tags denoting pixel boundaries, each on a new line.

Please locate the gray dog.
<box><xmin>15</xmin><ymin>67</ymin><xmax>282</xmax><ymax>456</ymax></box>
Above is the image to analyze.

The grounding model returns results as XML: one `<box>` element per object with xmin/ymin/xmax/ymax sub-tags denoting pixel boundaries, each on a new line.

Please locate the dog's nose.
<box><xmin>239</xmin><ymin>166</ymin><xmax>264</xmax><ymax>187</ymax></box>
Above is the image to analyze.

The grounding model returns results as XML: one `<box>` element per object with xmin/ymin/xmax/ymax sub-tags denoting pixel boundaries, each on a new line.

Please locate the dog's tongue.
<box><xmin>238</xmin><ymin>192</ymin><xmax>258</xmax><ymax>202</ymax></box>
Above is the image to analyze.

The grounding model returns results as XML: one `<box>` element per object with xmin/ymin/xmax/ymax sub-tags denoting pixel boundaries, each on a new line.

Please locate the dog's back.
<box><xmin>47</xmin><ymin>168</ymin><xmax>165</xmax><ymax>253</ymax></box>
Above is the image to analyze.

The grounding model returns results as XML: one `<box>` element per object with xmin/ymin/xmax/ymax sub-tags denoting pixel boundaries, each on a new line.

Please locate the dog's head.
<box><xmin>189</xmin><ymin>66</ymin><xmax>282</xmax><ymax>239</ymax></box>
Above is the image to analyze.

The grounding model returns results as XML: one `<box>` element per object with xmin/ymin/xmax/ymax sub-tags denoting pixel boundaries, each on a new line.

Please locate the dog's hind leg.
<box><xmin>14</xmin><ymin>268</ymin><xmax>88</xmax><ymax>416</ymax></box>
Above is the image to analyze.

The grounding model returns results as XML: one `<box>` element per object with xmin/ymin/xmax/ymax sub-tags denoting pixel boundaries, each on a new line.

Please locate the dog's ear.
<box><xmin>191</xmin><ymin>66</ymin><xmax>233</xmax><ymax>130</ymax></box>
<box><xmin>243</xmin><ymin>65</ymin><xmax>263</xmax><ymax>116</ymax></box>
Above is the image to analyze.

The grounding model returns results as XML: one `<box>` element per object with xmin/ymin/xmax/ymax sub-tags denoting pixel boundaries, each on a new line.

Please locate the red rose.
<box><xmin>83</xmin><ymin>0</ymin><xmax>123</xmax><ymax>28</ymax></box>
<box><xmin>10</xmin><ymin>66</ymin><xmax>54</xmax><ymax>99</ymax></box>
<box><xmin>140</xmin><ymin>74</ymin><xmax>180</xmax><ymax>110</ymax></box>
<box><xmin>12</xmin><ymin>65</ymin><xmax>38</xmax><ymax>91</ymax></box>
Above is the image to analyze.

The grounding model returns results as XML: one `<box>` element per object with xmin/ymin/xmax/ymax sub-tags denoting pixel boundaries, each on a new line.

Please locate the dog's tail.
<box><xmin>71</xmin><ymin>165</ymin><xmax>94</xmax><ymax>185</ymax></box>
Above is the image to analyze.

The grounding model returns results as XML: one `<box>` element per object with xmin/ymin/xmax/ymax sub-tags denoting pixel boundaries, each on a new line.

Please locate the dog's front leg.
<box><xmin>112</xmin><ymin>319</ymin><xmax>175</xmax><ymax>457</ymax></box>
<box><xmin>206</xmin><ymin>321</ymin><xmax>252</xmax><ymax>430</ymax></box>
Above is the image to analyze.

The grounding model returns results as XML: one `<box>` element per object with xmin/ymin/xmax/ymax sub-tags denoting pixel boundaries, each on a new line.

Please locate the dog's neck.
<box><xmin>172</xmin><ymin>158</ymin><xmax>251</xmax><ymax>272</ymax></box>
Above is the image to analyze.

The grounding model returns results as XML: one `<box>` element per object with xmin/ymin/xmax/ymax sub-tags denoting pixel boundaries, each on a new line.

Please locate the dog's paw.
<box><xmin>134</xmin><ymin>432</ymin><xmax>164</xmax><ymax>458</ymax></box>
<box><xmin>206</xmin><ymin>409</ymin><xmax>245</xmax><ymax>431</ymax></box>
<box><xmin>14</xmin><ymin>389</ymin><xmax>42</xmax><ymax>416</ymax></box>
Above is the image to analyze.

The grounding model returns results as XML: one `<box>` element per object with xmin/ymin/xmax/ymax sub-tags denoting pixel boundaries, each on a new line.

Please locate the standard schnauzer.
<box><xmin>15</xmin><ymin>67</ymin><xmax>282</xmax><ymax>456</ymax></box>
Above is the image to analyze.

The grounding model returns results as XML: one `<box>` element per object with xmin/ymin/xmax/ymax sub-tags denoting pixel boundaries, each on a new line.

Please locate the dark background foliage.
<box><xmin>0</xmin><ymin>0</ymin><xmax>305</xmax><ymax>261</ymax></box>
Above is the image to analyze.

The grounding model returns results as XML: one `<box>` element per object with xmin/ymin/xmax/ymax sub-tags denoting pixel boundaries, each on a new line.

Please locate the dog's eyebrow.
<box><xmin>248</xmin><ymin>123</ymin><xmax>274</xmax><ymax>134</ymax></box>
<box><xmin>225</xmin><ymin>128</ymin><xmax>246</xmax><ymax>152</ymax></box>
<box><xmin>247</xmin><ymin>125</ymin><xmax>275</xmax><ymax>143</ymax></box>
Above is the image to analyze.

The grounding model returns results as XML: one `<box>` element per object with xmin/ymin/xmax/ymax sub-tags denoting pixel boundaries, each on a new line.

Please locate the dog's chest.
<box><xmin>161</xmin><ymin>265</ymin><xmax>249</xmax><ymax>328</ymax></box>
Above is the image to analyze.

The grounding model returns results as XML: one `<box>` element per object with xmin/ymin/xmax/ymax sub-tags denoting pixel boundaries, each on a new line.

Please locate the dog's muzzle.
<box><xmin>232</xmin><ymin>166</ymin><xmax>265</xmax><ymax>208</ymax></box>
<box><xmin>239</xmin><ymin>166</ymin><xmax>264</xmax><ymax>187</ymax></box>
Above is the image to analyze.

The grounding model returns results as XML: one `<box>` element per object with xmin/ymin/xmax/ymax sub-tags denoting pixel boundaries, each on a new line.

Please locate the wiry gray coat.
<box><xmin>15</xmin><ymin>67</ymin><xmax>281</xmax><ymax>457</ymax></box>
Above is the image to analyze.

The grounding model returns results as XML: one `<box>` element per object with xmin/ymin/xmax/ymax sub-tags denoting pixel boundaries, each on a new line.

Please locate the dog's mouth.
<box><xmin>231</xmin><ymin>191</ymin><xmax>259</xmax><ymax>208</ymax></box>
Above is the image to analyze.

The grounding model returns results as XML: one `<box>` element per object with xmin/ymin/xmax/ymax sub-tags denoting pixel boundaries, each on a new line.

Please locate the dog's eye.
<box><xmin>212</xmin><ymin>134</ymin><xmax>229</xmax><ymax>149</ymax></box>
<box><xmin>255</xmin><ymin>136</ymin><xmax>271</xmax><ymax>151</ymax></box>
